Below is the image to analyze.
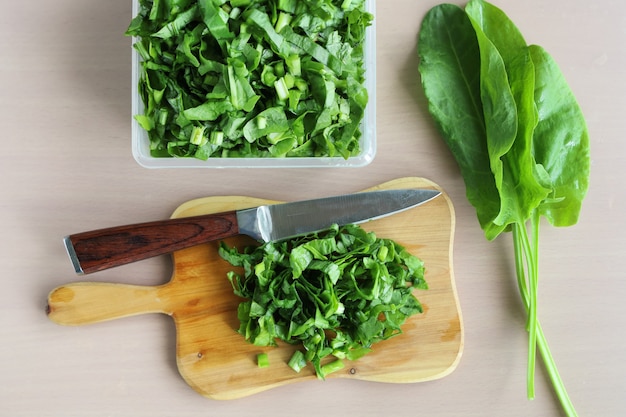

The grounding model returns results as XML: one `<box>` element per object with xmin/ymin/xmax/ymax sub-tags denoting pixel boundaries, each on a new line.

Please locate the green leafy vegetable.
<box><xmin>126</xmin><ymin>0</ymin><xmax>373</xmax><ymax>159</ymax></box>
<box><xmin>256</xmin><ymin>352</ymin><xmax>270</xmax><ymax>368</ymax></box>
<box><xmin>287</xmin><ymin>350</ymin><xmax>307</xmax><ymax>373</ymax></box>
<box><xmin>219</xmin><ymin>223</ymin><xmax>427</xmax><ymax>379</ymax></box>
<box><xmin>418</xmin><ymin>1</ymin><xmax>589</xmax><ymax>416</ymax></box>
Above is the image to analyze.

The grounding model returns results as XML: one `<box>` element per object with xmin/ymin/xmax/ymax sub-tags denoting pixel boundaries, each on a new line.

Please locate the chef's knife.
<box><xmin>64</xmin><ymin>188</ymin><xmax>440</xmax><ymax>275</ymax></box>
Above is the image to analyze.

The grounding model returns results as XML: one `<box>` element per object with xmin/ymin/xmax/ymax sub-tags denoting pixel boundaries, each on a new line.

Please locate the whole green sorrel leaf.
<box><xmin>529</xmin><ymin>44</ymin><xmax>590</xmax><ymax>227</ymax></box>
<box><xmin>416</xmin><ymin>4</ymin><xmax>503</xmax><ymax>237</ymax></box>
<box><xmin>466</xmin><ymin>1</ymin><xmax>551</xmax><ymax>234</ymax></box>
<box><xmin>418</xmin><ymin>1</ymin><xmax>589</xmax><ymax>416</ymax></box>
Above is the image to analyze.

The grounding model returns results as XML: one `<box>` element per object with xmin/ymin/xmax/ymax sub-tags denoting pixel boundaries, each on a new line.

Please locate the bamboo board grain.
<box><xmin>47</xmin><ymin>177</ymin><xmax>463</xmax><ymax>400</ymax></box>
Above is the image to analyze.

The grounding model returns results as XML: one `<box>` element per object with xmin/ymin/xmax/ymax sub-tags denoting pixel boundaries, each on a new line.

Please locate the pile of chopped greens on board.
<box><xmin>219</xmin><ymin>223</ymin><xmax>428</xmax><ymax>379</ymax></box>
<box><xmin>126</xmin><ymin>0</ymin><xmax>372</xmax><ymax>159</ymax></box>
<box><xmin>418</xmin><ymin>1</ymin><xmax>589</xmax><ymax>416</ymax></box>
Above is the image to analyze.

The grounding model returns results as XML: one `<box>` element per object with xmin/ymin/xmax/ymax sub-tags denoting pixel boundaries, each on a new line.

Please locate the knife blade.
<box><xmin>64</xmin><ymin>188</ymin><xmax>440</xmax><ymax>275</ymax></box>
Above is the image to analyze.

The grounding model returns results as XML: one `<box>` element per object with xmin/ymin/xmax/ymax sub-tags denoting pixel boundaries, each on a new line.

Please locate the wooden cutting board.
<box><xmin>47</xmin><ymin>177</ymin><xmax>463</xmax><ymax>400</ymax></box>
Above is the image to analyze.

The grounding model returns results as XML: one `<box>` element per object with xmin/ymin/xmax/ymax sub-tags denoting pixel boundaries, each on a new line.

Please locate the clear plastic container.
<box><xmin>130</xmin><ymin>0</ymin><xmax>376</xmax><ymax>168</ymax></box>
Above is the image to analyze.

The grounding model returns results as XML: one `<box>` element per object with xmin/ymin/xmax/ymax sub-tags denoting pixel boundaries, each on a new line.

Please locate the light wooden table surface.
<box><xmin>1</xmin><ymin>1</ymin><xmax>624</xmax><ymax>416</ymax></box>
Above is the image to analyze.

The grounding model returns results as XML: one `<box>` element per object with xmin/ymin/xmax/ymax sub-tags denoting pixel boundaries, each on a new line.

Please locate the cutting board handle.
<box><xmin>47</xmin><ymin>282</ymin><xmax>165</xmax><ymax>326</ymax></box>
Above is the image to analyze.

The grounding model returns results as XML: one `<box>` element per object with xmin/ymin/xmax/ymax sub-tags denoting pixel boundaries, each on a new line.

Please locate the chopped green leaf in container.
<box><xmin>126</xmin><ymin>0</ymin><xmax>376</xmax><ymax>167</ymax></box>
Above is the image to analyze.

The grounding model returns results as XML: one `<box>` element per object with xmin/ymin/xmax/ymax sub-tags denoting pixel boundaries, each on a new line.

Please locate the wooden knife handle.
<box><xmin>64</xmin><ymin>211</ymin><xmax>239</xmax><ymax>275</ymax></box>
